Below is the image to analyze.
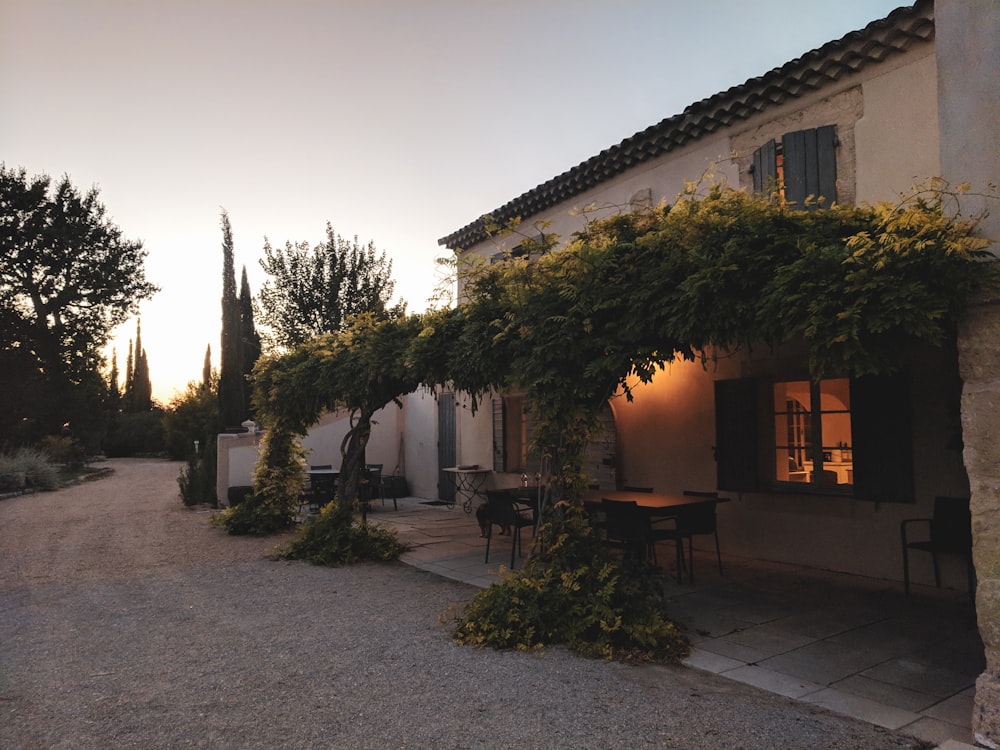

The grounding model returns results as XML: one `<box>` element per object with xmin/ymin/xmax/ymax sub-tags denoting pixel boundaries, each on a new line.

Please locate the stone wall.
<box><xmin>938</xmin><ymin>0</ymin><xmax>1000</xmax><ymax>743</ymax></box>
<box><xmin>958</xmin><ymin>303</ymin><xmax>1000</xmax><ymax>747</ymax></box>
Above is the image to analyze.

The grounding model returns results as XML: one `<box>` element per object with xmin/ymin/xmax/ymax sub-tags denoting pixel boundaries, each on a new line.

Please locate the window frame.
<box><xmin>771</xmin><ymin>378</ymin><xmax>854</xmax><ymax>493</ymax></box>
<box><xmin>714</xmin><ymin>372</ymin><xmax>914</xmax><ymax>501</ymax></box>
<box><xmin>492</xmin><ymin>394</ymin><xmax>540</xmax><ymax>474</ymax></box>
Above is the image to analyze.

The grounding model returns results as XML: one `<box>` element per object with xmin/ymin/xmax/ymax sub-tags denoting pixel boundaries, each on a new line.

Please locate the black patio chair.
<box><xmin>901</xmin><ymin>495</ymin><xmax>974</xmax><ymax>602</ymax></box>
<box><xmin>484</xmin><ymin>490</ymin><xmax>535</xmax><ymax>568</ymax></box>
<box><xmin>366</xmin><ymin>463</ymin><xmax>392</xmax><ymax>510</ymax></box>
<box><xmin>675</xmin><ymin>490</ymin><xmax>723</xmax><ymax>582</ymax></box>
<box><xmin>601</xmin><ymin>499</ymin><xmax>652</xmax><ymax>564</ymax></box>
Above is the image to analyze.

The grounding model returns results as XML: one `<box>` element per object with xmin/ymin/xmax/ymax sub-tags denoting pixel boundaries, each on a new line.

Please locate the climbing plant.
<box><xmin>456</xmin><ymin>183</ymin><xmax>996</xmax><ymax>506</ymax></box>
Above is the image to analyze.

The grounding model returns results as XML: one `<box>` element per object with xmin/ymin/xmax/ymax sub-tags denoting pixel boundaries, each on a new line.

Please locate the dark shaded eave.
<box><xmin>438</xmin><ymin>0</ymin><xmax>934</xmax><ymax>252</ymax></box>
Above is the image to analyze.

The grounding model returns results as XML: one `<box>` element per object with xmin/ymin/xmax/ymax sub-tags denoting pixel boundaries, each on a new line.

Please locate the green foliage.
<box><xmin>178</xmin><ymin>439</ymin><xmax>218</xmax><ymax>506</ymax></box>
<box><xmin>275</xmin><ymin>501</ymin><xmax>408</xmax><ymax>566</ymax></box>
<box><xmin>163</xmin><ymin>379</ymin><xmax>220</xmax><ymax>460</ymax></box>
<box><xmin>165</xmin><ymin>378</ymin><xmax>220</xmax><ymax>505</ymax></box>
<box><xmin>211</xmin><ymin>491</ymin><xmax>292</xmax><ymax>535</ymax></box>
<box><xmin>452</xmin><ymin>511</ymin><xmax>689</xmax><ymax>662</ymax></box>
<box><xmin>37</xmin><ymin>435</ymin><xmax>86</xmax><ymax>467</ymax></box>
<box><xmin>103</xmin><ymin>410</ymin><xmax>165</xmax><ymax>457</ymax></box>
<box><xmin>122</xmin><ymin>320</ymin><xmax>152</xmax><ymax>413</ymax></box>
<box><xmin>218</xmin><ymin>209</ymin><xmax>246</xmax><ymax>428</ymax></box>
<box><xmin>453</xmin><ymin>184</ymin><xmax>998</xmax><ymax>502</ymax></box>
<box><xmin>256</xmin><ymin>223</ymin><xmax>405</xmax><ymax>352</ymax></box>
<box><xmin>213</xmin><ymin>426</ymin><xmax>302</xmax><ymax>535</ymax></box>
<box><xmin>0</xmin><ymin>164</ymin><xmax>157</xmax><ymax>442</ymax></box>
<box><xmin>253</xmin><ymin>313</ymin><xmax>430</xmax><ymax>508</ymax></box>
<box><xmin>0</xmin><ymin>447</ymin><xmax>60</xmax><ymax>492</ymax></box>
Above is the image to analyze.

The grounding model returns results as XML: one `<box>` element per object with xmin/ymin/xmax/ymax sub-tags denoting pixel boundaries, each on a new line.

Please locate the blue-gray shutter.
<box><xmin>437</xmin><ymin>392</ymin><xmax>457</xmax><ymax>502</ymax></box>
<box><xmin>714</xmin><ymin>378</ymin><xmax>760</xmax><ymax>492</ymax></box>
<box><xmin>752</xmin><ymin>139</ymin><xmax>778</xmax><ymax>194</ymax></box>
<box><xmin>851</xmin><ymin>374</ymin><xmax>914</xmax><ymax>503</ymax></box>
<box><xmin>782</xmin><ymin>125</ymin><xmax>837</xmax><ymax>208</ymax></box>
<box><xmin>492</xmin><ymin>397</ymin><xmax>505</xmax><ymax>472</ymax></box>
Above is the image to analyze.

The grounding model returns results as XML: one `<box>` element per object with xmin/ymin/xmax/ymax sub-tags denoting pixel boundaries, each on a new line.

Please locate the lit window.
<box><xmin>773</xmin><ymin>379</ymin><xmax>852</xmax><ymax>487</ymax></box>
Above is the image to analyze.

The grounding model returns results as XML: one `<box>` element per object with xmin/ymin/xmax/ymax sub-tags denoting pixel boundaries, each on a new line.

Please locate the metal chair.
<box><xmin>601</xmin><ymin>499</ymin><xmax>652</xmax><ymax>564</ymax></box>
<box><xmin>484</xmin><ymin>490</ymin><xmax>535</xmax><ymax>568</ymax></box>
<box><xmin>675</xmin><ymin>490</ymin><xmax>723</xmax><ymax>582</ymax></box>
<box><xmin>901</xmin><ymin>496</ymin><xmax>974</xmax><ymax>601</ymax></box>
<box><xmin>366</xmin><ymin>463</ymin><xmax>391</xmax><ymax>509</ymax></box>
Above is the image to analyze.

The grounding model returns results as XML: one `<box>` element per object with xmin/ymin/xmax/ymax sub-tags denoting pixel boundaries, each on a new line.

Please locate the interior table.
<box><xmin>442</xmin><ymin>466</ymin><xmax>491</xmax><ymax>513</ymax></box>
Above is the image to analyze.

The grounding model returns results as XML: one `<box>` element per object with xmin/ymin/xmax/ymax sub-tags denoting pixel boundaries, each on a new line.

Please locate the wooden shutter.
<box><xmin>782</xmin><ymin>125</ymin><xmax>837</xmax><ymax>208</ymax></box>
<box><xmin>851</xmin><ymin>374</ymin><xmax>914</xmax><ymax>503</ymax></box>
<box><xmin>523</xmin><ymin>404</ymin><xmax>542</xmax><ymax>474</ymax></box>
<box><xmin>752</xmin><ymin>139</ymin><xmax>778</xmax><ymax>194</ymax></box>
<box><xmin>714</xmin><ymin>378</ymin><xmax>759</xmax><ymax>491</ymax></box>
<box><xmin>492</xmin><ymin>397</ymin><xmax>505</xmax><ymax>472</ymax></box>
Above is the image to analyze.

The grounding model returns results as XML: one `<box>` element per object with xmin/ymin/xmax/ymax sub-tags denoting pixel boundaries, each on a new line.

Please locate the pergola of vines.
<box><xmin>248</xmin><ymin>184</ymin><xmax>996</xmax><ymax>525</ymax></box>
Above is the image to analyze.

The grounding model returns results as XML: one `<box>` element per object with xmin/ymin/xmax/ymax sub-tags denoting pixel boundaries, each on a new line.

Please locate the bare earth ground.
<box><xmin>0</xmin><ymin>458</ymin><xmax>927</xmax><ymax>749</ymax></box>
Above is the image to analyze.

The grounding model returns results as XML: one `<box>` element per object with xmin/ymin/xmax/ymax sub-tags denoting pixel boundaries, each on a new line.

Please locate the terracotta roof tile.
<box><xmin>439</xmin><ymin>0</ymin><xmax>933</xmax><ymax>251</ymax></box>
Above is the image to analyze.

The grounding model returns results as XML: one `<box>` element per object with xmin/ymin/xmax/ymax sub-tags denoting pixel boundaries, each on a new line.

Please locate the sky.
<box><xmin>2</xmin><ymin>0</ymin><xmax>905</xmax><ymax>404</ymax></box>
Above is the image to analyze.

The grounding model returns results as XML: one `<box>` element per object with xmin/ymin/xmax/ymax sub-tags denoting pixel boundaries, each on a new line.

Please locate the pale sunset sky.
<box><xmin>1</xmin><ymin>0</ymin><xmax>904</xmax><ymax>403</ymax></box>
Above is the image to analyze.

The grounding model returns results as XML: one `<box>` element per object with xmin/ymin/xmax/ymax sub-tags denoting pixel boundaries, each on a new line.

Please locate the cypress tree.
<box><xmin>202</xmin><ymin>344</ymin><xmax>212</xmax><ymax>391</ymax></box>
<box><xmin>124</xmin><ymin>339</ymin><xmax>134</xmax><ymax>411</ymax></box>
<box><xmin>218</xmin><ymin>210</ymin><xmax>244</xmax><ymax>427</ymax></box>
<box><xmin>238</xmin><ymin>266</ymin><xmax>261</xmax><ymax>418</ymax></box>
<box><xmin>108</xmin><ymin>349</ymin><xmax>121</xmax><ymax>409</ymax></box>
<box><xmin>132</xmin><ymin>320</ymin><xmax>152</xmax><ymax>411</ymax></box>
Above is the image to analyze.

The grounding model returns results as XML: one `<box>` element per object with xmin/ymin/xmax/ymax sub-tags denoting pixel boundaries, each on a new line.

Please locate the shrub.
<box><xmin>0</xmin><ymin>447</ymin><xmax>60</xmax><ymax>492</ymax></box>
<box><xmin>274</xmin><ymin>501</ymin><xmax>408</xmax><ymax>565</ymax></box>
<box><xmin>213</xmin><ymin>426</ymin><xmax>301</xmax><ymax>535</ymax></box>
<box><xmin>178</xmin><ymin>451</ymin><xmax>218</xmax><ymax>506</ymax></box>
<box><xmin>103</xmin><ymin>410</ymin><xmax>166</xmax><ymax>457</ymax></box>
<box><xmin>37</xmin><ymin>435</ymin><xmax>87</xmax><ymax>467</ymax></box>
<box><xmin>210</xmin><ymin>492</ymin><xmax>295</xmax><ymax>536</ymax></box>
<box><xmin>451</xmin><ymin>510</ymin><xmax>689</xmax><ymax>663</ymax></box>
<box><xmin>162</xmin><ymin>381</ymin><xmax>219</xmax><ymax>461</ymax></box>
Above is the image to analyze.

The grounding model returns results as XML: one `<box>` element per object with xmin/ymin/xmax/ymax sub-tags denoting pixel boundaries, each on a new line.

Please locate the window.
<box><xmin>773</xmin><ymin>379</ymin><xmax>853</xmax><ymax>488</ymax></box>
<box><xmin>492</xmin><ymin>395</ymin><xmax>540</xmax><ymax>474</ymax></box>
<box><xmin>751</xmin><ymin>125</ymin><xmax>837</xmax><ymax>208</ymax></box>
<box><xmin>714</xmin><ymin>373</ymin><xmax>914</xmax><ymax>501</ymax></box>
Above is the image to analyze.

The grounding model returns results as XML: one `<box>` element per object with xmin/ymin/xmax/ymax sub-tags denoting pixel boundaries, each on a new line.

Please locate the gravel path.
<box><xmin>0</xmin><ymin>458</ymin><xmax>925</xmax><ymax>749</ymax></box>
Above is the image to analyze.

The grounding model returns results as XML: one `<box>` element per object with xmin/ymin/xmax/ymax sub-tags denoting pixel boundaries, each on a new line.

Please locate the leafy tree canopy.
<box><xmin>256</xmin><ymin>224</ymin><xmax>405</xmax><ymax>351</ymax></box>
<box><xmin>0</xmin><ymin>164</ymin><xmax>157</xmax><ymax>442</ymax></box>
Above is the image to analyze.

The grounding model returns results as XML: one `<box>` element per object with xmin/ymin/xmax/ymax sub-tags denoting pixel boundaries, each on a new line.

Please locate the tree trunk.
<box><xmin>337</xmin><ymin>410</ymin><xmax>372</xmax><ymax>510</ymax></box>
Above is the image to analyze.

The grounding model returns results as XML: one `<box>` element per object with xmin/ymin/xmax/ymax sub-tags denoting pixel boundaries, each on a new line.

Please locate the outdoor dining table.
<box><xmin>587</xmin><ymin>489</ymin><xmax>729</xmax><ymax>517</ymax></box>
<box><xmin>442</xmin><ymin>466</ymin><xmax>491</xmax><ymax>513</ymax></box>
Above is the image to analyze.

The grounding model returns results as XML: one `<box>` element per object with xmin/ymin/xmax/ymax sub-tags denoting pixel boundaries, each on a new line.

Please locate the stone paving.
<box><xmin>365</xmin><ymin>495</ymin><xmax>984</xmax><ymax>749</ymax></box>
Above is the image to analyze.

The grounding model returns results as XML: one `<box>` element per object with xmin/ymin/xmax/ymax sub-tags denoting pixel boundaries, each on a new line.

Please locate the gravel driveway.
<box><xmin>0</xmin><ymin>458</ymin><xmax>926</xmax><ymax>749</ymax></box>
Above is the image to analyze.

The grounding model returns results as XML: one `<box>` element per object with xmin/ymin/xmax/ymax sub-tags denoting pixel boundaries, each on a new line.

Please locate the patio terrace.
<box><xmin>365</xmin><ymin>495</ymin><xmax>984</xmax><ymax>749</ymax></box>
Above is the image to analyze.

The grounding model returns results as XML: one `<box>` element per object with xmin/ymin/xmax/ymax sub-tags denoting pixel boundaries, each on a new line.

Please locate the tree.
<box><xmin>239</xmin><ymin>266</ymin><xmax>260</xmax><ymax>419</ymax></box>
<box><xmin>0</xmin><ymin>165</ymin><xmax>157</xmax><ymax>444</ymax></box>
<box><xmin>121</xmin><ymin>319</ymin><xmax>152</xmax><ymax>412</ymax></box>
<box><xmin>218</xmin><ymin>209</ymin><xmax>244</xmax><ymax>428</ymax></box>
<box><xmin>201</xmin><ymin>344</ymin><xmax>212</xmax><ymax>392</ymax></box>
<box><xmin>249</xmin><ymin>312</ymin><xmax>426</xmax><ymax>527</ymax></box>
<box><xmin>256</xmin><ymin>223</ymin><xmax>404</xmax><ymax>351</ymax></box>
<box><xmin>107</xmin><ymin>349</ymin><xmax>121</xmax><ymax>409</ymax></box>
